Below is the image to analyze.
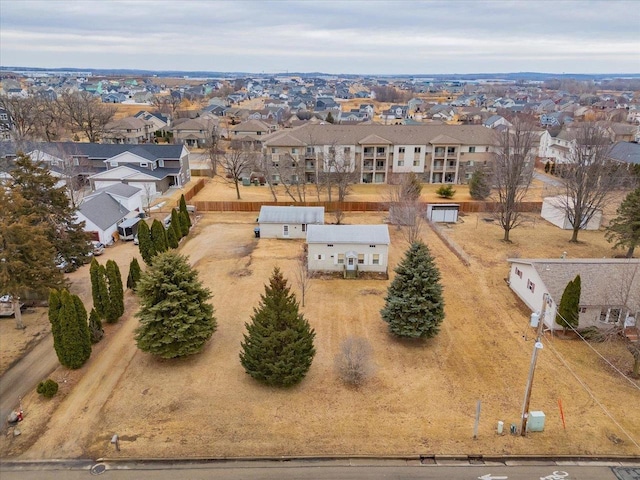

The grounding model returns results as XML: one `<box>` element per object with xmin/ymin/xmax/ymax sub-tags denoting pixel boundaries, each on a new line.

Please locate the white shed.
<box><xmin>541</xmin><ymin>196</ymin><xmax>602</xmax><ymax>230</ymax></box>
<box><xmin>257</xmin><ymin>206</ymin><xmax>324</xmax><ymax>239</ymax></box>
<box><xmin>306</xmin><ymin>224</ymin><xmax>390</xmax><ymax>276</ymax></box>
<box><xmin>427</xmin><ymin>203</ymin><xmax>459</xmax><ymax>223</ymax></box>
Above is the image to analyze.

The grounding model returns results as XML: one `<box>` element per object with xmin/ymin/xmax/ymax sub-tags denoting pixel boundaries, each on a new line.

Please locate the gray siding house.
<box><xmin>257</xmin><ymin>206</ymin><xmax>324</xmax><ymax>239</ymax></box>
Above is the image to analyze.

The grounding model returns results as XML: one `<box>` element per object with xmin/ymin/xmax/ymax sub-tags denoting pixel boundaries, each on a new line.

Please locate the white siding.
<box><xmin>307</xmin><ymin>242</ymin><xmax>388</xmax><ymax>273</ymax></box>
<box><xmin>508</xmin><ymin>263</ymin><xmax>555</xmax><ymax>329</ymax></box>
<box><xmin>259</xmin><ymin>223</ymin><xmax>307</xmax><ymax>239</ymax></box>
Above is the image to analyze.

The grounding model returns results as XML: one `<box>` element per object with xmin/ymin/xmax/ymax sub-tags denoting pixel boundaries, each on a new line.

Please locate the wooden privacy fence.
<box><xmin>190</xmin><ymin>199</ymin><xmax>543</xmax><ymax>214</ymax></box>
<box><xmin>183</xmin><ymin>178</ymin><xmax>207</xmax><ymax>203</ymax></box>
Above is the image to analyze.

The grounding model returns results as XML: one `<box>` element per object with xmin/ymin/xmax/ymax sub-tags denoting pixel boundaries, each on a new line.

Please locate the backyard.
<box><xmin>1</xmin><ymin>209</ymin><xmax>638</xmax><ymax>459</ymax></box>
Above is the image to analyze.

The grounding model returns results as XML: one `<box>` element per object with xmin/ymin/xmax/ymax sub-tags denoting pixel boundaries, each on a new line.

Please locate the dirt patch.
<box><xmin>4</xmin><ymin>212</ymin><xmax>639</xmax><ymax>459</ymax></box>
<box><xmin>0</xmin><ymin>309</ymin><xmax>50</xmax><ymax>376</ymax></box>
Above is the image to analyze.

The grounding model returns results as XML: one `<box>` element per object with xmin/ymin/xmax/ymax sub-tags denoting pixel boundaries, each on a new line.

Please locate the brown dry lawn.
<box><xmin>3</xmin><ymin>210</ymin><xmax>639</xmax><ymax>460</ymax></box>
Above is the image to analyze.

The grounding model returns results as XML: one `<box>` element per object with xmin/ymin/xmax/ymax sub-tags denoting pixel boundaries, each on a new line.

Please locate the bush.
<box><xmin>37</xmin><ymin>379</ymin><xmax>59</xmax><ymax>398</ymax></box>
<box><xmin>435</xmin><ymin>185</ymin><xmax>456</xmax><ymax>198</ymax></box>
<box><xmin>334</xmin><ymin>336</ymin><xmax>375</xmax><ymax>387</ymax></box>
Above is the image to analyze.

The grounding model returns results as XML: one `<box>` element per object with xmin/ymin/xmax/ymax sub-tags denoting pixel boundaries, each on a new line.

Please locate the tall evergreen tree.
<box><xmin>556</xmin><ymin>275</ymin><xmax>581</xmax><ymax>333</ymax></box>
<box><xmin>106</xmin><ymin>259</ymin><xmax>124</xmax><ymax>322</ymax></box>
<box><xmin>48</xmin><ymin>289</ymin><xmax>63</xmax><ymax>360</ymax></box>
<box><xmin>171</xmin><ymin>208</ymin><xmax>183</xmax><ymax>240</ymax></box>
<box><xmin>10</xmin><ymin>153</ymin><xmax>91</xmax><ymax>265</ymax></box>
<box><xmin>240</xmin><ymin>267</ymin><xmax>316</xmax><ymax>387</ymax></box>
<box><xmin>605</xmin><ymin>187</ymin><xmax>640</xmax><ymax>258</ymax></box>
<box><xmin>135</xmin><ymin>251</ymin><xmax>216</xmax><ymax>359</ymax></box>
<box><xmin>179</xmin><ymin>210</ymin><xmax>190</xmax><ymax>238</ymax></box>
<box><xmin>56</xmin><ymin>289</ymin><xmax>91</xmax><ymax>369</ymax></box>
<box><xmin>469</xmin><ymin>168</ymin><xmax>491</xmax><ymax>200</ymax></box>
<box><xmin>127</xmin><ymin>257</ymin><xmax>142</xmax><ymax>290</ymax></box>
<box><xmin>381</xmin><ymin>241</ymin><xmax>445</xmax><ymax>339</ymax></box>
<box><xmin>90</xmin><ymin>258</ymin><xmax>109</xmax><ymax>320</ymax></box>
<box><xmin>179</xmin><ymin>194</ymin><xmax>192</xmax><ymax>228</ymax></box>
<box><xmin>88</xmin><ymin>307</ymin><xmax>104</xmax><ymax>344</ymax></box>
<box><xmin>150</xmin><ymin>219</ymin><xmax>168</xmax><ymax>254</ymax></box>
<box><xmin>167</xmin><ymin>223</ymin><xmax>179</xmax><ymax>249</ymax></box>
<box><xmin>137</xmin><ymin>220</ymin><xmax>155</xmax><ymax>265</ymax></box>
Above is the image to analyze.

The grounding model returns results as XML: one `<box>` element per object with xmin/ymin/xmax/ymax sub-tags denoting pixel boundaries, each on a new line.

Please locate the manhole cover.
<box><xmin>90</xmin><ymin>463</ymin><xmax>106</xmax><ymax>475</ymax></box>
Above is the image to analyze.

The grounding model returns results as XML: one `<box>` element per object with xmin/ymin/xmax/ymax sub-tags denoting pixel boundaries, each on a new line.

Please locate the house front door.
<box><xmin>347</xmin><ymin>257</ymin><xmax>355</xmax><ymax>270</ymax></box>
<box><xmin>283</xmin><ymin>225</ymin><xmax>289</xmax><ymax>237</ymax></box>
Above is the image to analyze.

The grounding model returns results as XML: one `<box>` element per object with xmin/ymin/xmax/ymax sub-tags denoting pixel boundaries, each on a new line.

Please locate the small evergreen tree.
<box><xmin>88</xmin><ymin>307</ymin><xmax>104</xmax><ymax>343</ymax></box>
<box><xmin>90</xmin><ymin>258</ymin><xmax>109</xmax><ymax>320</ymax></box>
<box><xmin>48</xmin><ymin>289</ymin><xmax>63</xmax><ymax>360</ymax></box>
<box><xmin>240</xmin><ymin>267</ymin><xmax>316</xmax><ymax>387</ymax></box>
<box><xmin>556</xmin><ymin>275</ymin><xmax>581</xmax><ymax>333</ymax></box>
<box><xmin>435</xmin><ymin>184</ymin><xmax>456</xmax><ymax>198</ymax></box>
<box><xmin>137</xmin><ymin>220</ymin><xmax>155</xmax><ymax>265</ymax></box>
<box><xmin>56</xmin><ymin>289</ymin><xmax>91</xmax><ymax>369</ymax></box>
<box><xmin>127</xmin><ymin>257</ymin><xmax>142</xmax><ymax>290</ymax></box>
<box><xmin>169</xmin><ymin>208</ymin><xmax>181</xmax><ymax>239</ymax></box>
<box><xmin>544</xmin><ymin>161</ymin><xmax>551</xmax><ymax>173</ymax></box>
<box><xmin>150</xmin><ymin>219</ymin><xmax>168</xmax><ymax>254</ymax></box>
<box><xmin>37</xmin><ymin>379</ymin><xmax>59</xmax><ymax>398</ymax></box>
<box><xmin>469</xmin><ymin>169</ymin><xmax>491</xmax><ymax>200</ymax></box>
<box><xmin>179</xmin><ymin>194</ymin><xmax>192</xmax><ymax>228</ymax></box>
<box><xmin>325</xmin><ymin>111</ymin><xmax>335</xmax><ymax>124</ymax></box>
<box><xmin>106</xmin><ymin>260</ymin><xmax>124</xmax><ymax>322</ymax></box>
<box><xmin>381</xmin><ymin>241</ymin><xmax>445</xmax><ymax>338</ymax></box>
<box><xmin>135</xmin><ymin>251</ymin><xmax>216</xmax><ymax>359</ymax></box>
<box><xmin>167</xmin><ymin>223</ymin><xmax>179</xmax><ymax>249</ymax></box>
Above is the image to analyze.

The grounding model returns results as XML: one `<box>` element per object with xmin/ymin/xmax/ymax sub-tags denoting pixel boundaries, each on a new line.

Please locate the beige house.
<box><xmin>103</xmin><ymin>117</ymin><xmax>154</xmax><ymax>144</ymax></box>
<box><xmin>261</xmin><ymin>124</ymin><xmax>495</xmax><ymax>185</ymax></box>
<box><xmin>306</xmin><ymin>224</ymin><xmax>390</xmax><ymax>277</ymax></box>
<box><xmin>170</xmin><ymin>116</ymin><xmax>218</xmax><ymax>148</ymax></box>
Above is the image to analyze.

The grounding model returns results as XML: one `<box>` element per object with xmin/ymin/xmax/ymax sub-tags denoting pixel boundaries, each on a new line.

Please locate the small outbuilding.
<box><xmin>427</xmin><ymin>203</ymin><xmax>459</xmax><ymax>223</ymax></box>
<box><xmin>257</xmin><ymin>206</ymin><xmax>324</xmax><ymax>239</ymax></box>
<box><xmin>306</xmin><ymin>224</ymin><xmax>390</xmax><ymax>277</ymax></box>
<box><xmin>541</xmin><ymin>196</ymin><xmax>602</xmax><ymax>230</ymax></box>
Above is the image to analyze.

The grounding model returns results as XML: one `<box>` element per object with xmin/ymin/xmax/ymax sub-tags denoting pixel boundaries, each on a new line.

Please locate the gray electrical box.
<box><xmin>527</xmin><ymin>411</ymin><xmax>546</xmax><ymax>432</ymax></box>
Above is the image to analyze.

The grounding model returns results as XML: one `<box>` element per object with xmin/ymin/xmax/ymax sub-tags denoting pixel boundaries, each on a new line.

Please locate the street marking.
<box><xmin>540</xmin><ymin>471</ymin><xmax>569</xmax><ymax>480</ymax></box>
<box><xmin>478</xmin><ymin>474</ymin><xmax>508</xmax><ymax>480</ymax></box>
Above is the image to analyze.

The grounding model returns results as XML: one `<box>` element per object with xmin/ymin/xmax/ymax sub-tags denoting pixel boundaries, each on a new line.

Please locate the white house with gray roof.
<box><xmin>84</xmin><ymin>183</ymin><xmax>143</xmax><ymax>214</ymax></box>
<box><xmin>507</xmin><ymin>258</ymin><xmax>639</xmax><ymax>331</ymax></box>
<box><xmin>76</xmin><ymin>192</ymin><xmax>131</xmax><ymax>243</ymax></box>
<box><xmin>257</xmin><ymin>206</ymin><xmax>324</xmax><ymax>239</ymax></box>
<box><xmin>306</xmin><ymin>224</ymin><xmax>390</xmax><ymax>276</ymax></box>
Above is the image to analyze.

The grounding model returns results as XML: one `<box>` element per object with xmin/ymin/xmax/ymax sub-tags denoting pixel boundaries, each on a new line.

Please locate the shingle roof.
<box><xmin>609</xmin><ymin>142</ymin><xmax>640</xmax><ymax>165</ymax></box>
<box><xmin>90</xmin><ymin>183</ymin><xmax>141</xmax><ymax>198</ymax></box>
<box><xmin>306</xmin><ymin>224</ymin><xmax>390</xmax><ymax>244</ymax></box>
<box><xmin>78</xmin><ymin>192</ymin><xmax>129</xmax><ymax>230</ymax></box>
<box><xmin>509</xmin><ymin>258</ymin><xmax>640</xmax><ymax>308</ymax></box>
<box><xmin>262</xmin><ymin>124</ymin><xmax>494</xmax><ymax>147</ymax></box>
<box><xmin>258</xmin><ymin>206</ymin><xmax>324</xmax><ymax>224</ymax></box>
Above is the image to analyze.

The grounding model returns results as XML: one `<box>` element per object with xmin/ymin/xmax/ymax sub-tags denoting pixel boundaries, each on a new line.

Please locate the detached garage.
<box><xmin>541</xmin><ymin>196</ymin><xmax>602</xmax><ymax>230</ymax></box>
<box><xmin>427</xmin><ymin>204</ymin><xmax>459</xmax><ymax>223</ymax></box>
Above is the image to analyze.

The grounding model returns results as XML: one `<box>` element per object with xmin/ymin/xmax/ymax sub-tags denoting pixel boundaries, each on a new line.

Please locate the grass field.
<box><xmin>3</xmin><ymin>209</ymin><xmax>638</xmax><ymax>459</ymax></box>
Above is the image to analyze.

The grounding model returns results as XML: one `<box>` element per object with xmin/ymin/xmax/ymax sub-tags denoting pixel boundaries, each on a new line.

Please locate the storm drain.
<box><xmin>90</xmin><ymin>463</ymin><xmax>106</xmax><ymax>475</ymax></box>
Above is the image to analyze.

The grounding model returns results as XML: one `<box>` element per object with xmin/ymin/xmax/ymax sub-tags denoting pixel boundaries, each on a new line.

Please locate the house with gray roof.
<box><xmin>85</xmin><ymin>183</ymin><xmax>144</xmax><ymax>213</ymax></box>
<box><xmin>306</xmin><ymin>224</ymin><xmax>390</xmax><ymax>277</ymax></box>
<box><xmin>608</xmin><ymin>141</ymin><xmax>640</xmax><ymax>165</ymax></box>
<box><xmin>257</xmin><ymin>206</ymin><xmax>324</xmax><ymax>239</ymax></box>
<box><xmin>75</xmin><ymin>191</ymin><xmax>131</xmax><ymax>243</ymax></box>
<box><xmin>507</xmin><ymin>258</ymin><xmax>640</xmax><ymax>331</ymax></box>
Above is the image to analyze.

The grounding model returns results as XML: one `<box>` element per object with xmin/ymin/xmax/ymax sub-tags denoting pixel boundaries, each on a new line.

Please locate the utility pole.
<box><xmin>520</xmin><ymin>293</ymin><xmax>548</xmax><ymax>436</ymax></box>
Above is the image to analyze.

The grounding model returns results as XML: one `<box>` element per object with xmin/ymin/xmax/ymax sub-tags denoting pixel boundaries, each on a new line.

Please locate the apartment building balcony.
<box><xmin>305</xmin><ymin>161</ymin><xmax>315</xmax><ymax>171</ymax></box>
<box><xmin>363</xmin><ymin>161</ymin><xmax>374</xmax><ymax>171</ymax></box>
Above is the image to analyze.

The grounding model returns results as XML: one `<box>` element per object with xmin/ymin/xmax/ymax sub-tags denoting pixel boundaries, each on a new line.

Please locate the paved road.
<box><xmin>1</xmin><ymin>460</ymin><xmax>636</xmax><ymax>480</ymax></box>
<box><xmin>0</xmin><ymin>332</ymin><xmax>56</xmax><ymax>424</ymax></box>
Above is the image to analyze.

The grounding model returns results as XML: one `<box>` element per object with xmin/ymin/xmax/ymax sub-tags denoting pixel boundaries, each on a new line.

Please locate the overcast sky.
<box><xmin>1</xmin><ymin>0</ymin><xmax>638</xmax><ymax>75</ymax></box>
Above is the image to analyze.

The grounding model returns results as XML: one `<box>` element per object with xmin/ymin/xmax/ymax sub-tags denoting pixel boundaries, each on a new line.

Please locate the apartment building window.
<box><xmin>306</xmin><ymin>146</ymin><xmax>314</xmax><ymax>155</ymax></box>
<box><xmin>271</xmin><ymin>148</ymin><xmax>277</xmax><ymax>154</ymax></box>
<box><xmin>372</xmin><ymin>254</ymin><xmax>380</xmax><ymax>265</ymax></box>
<box><xmin>447</xmin><ymin>147</ymin><xmax>456</xmax><ymax>154</ymax></box>
<box><xmin>435</xmin><ymin>147</ymin><xmax>445</xmax><ymax>156</ymax></box>
<box><xmin>292</xmin><ymin>148</ymin><xmax>298</xmax><ymax>154</ymax></box>
<box><xmin>414</xmin><ymin>147</ymin><xmax>422</xmax><ymax>153</ymax></box>
<box><xmin>399</xmin><ymin>147</ymin><xmax>405</xmax><ymax>153</ymax></box>
<box><xmin>398</xmin><ymin>160</ymin><xmax>404</xmax><ymax>166</ymax></box>
<box><xmin>527</xmin><ymin>280</ymin><xmax>535</xmax><ymax>293</ymax></box>
<box><xmin>377</xmin><ymin>147</ymin><xmax>386</xmax><ymax>155</ymax></box>
<box><xmin>413</xmin><ymin>159</ymin><xmax>420</xmax><ymax>166</ymax></box>
<box><xmin>344</xmin><ymin>147</ymin><xmax>351</xmax><ymax>153</ymax></box>
<box><xmin>469</xmin><ymin>146</ymin><xmax>476</xmax><ymax>153</ymax></box>
<box><xmin>376</xmin><ymin>160</ymin><xmax>384</xmax><ymax>168</ymax></box>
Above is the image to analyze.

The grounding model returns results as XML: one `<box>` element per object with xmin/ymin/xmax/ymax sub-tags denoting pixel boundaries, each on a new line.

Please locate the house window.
<box><xmin>344</xmin><ymin>147</ymin><xmax>351</xmax><ymax>154</ymax></box>
<box><xmin>398</xmin><ymin>160</ymin><xmax>404</xmax><ymax>166</ymax></box>
<box><xmin>271</xmin><ymin>148</ymin><xmax>277</xmax><ymax>154</ymax></box>
<box><xmin>283</xmin><ymin>225</ymin><xmax>289</xmax><ymax>236</ymax></box>
<box><xmin>469</xmin><ymin>146</ymin><xmax>476</xmax><ymax>153</ymax></box>
<box><xmin>515</xmin><ymin>267</ymin><xmax>523</xmax><ymax>278</ymax></box>
<box><xmin>469</xmin><ymin>160</ymin><xmax>475</xmax><ymax>167</ymax></box>
<box><xmin>372</xmin><ymin>254</ymin><xmax>380</xmax><ymax>265</ymax></box>
<box><xmin>291</xmin><ymin>148</ymin><xmax>298</xmax><ymax>154</ymax></box>
<box><xmin>600</xmin><ymin>308</ymin><xmax>622</xmax><ymax>324</ymax></box>
<box><xmin>358</xmin><ymin>254</ymin><xmax>365</xmax><ymax>264</ymax></box>
<box><xmin>110</xmin><ymin>161</ymin><xmax>118</xmax><ymax>167</ymax></box>
<box><xmin>140</xmin><ymin>162</ymin><xmax>148</xmax><ymax>167</ymax></box>
<box><xmin>414</xmin><ymin>147</ymin><xmax>421</xmax><ymax>153</ymax></box>
<box><xmin>527</xmin><ymin>280</ymin><xmax>535</xmax><ymax>292</ymax></box>
<box><xmin>316</xmin><ymin>254</ymin><xmax>323</xmax><ymax>260</ymax></box>
<box><xmin>0</xmin><ymin>114</ymin><xmax>7</xmax><ymax>121</ymax></box>
<box><xmin>302</xmin><ymin>224</ymin><xmax>306</xmax><ymax>232</ymax></box>
<box><xmin>337</xmin><ymin>254</ymin><xmax>345</xmax><ymax>264</ymax></box>
<box><xmin>579</xmin><ymin>307</ymin><xmax>587</xmax><ymax>313</ymax></box>
<box><xmin>413</xmin><ymin>159</ymin><xmax>420</xmax><ymax>166</ymax></box>
<box><xmin>399</xmin><ymin>147</ymin><xmax>405</xmax><ymax>153</ymax></box>
<box><xmin>306</xmin><ymin>146</ymin><xmax>314</xmax><ymax>155</ymax></box>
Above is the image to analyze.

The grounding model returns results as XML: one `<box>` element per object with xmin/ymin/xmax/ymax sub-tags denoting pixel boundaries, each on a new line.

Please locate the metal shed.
<box><xmin>427</xmin><ymin>204</ymin><xmax>459</xmax><ymax>223</ymax></box>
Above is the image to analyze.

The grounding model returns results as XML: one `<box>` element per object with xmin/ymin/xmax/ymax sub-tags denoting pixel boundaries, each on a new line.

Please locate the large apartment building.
<box><xmin>261</xmin><ymin>124</ymin><xmax>496</xmax><ymax>185</ymax></box>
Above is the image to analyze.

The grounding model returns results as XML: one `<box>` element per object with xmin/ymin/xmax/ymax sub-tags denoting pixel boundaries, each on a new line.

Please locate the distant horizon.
<box><xmin>1</xmin><ymin>0</ymin><xmax>638</xmax><ymax>75</ymax></box>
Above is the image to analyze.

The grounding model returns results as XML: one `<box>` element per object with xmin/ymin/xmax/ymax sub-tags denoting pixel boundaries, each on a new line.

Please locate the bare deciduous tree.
<box><xmin>221</xmin><ymin>141</ymin><xmax>258</xmax><ymax>200</ymax></box>
<box><xmin>58</xmin><ymin>92</ymin><xmax>116</xmax><ymax>142</ymax></box>
<box><xmin>386</xmin><ymin>173</ymin><xmax>425</xmax><ymax>244</ymax></box>
<box><xmin>492</xmin><ymin>117</ymin><xmax>537</xmax><ymax>242</ymax></box>
<box><xmin>294</xmin><ymin>249</ymin><xmax>312</xmax><ymax>308</ymax></box>
<box><xmin>334</xmin><ymin>336</ymin><xmax>376</xmax><ymax>387</ymax></box>
<box><xmin>0</xmin><ymin>95</ymin><xmax>40</xmax><ymax>142</ymax></box>
<box><xmin>557</xmin><ymin>123</ymin><xmax>629</xmax><ymax>243</ymax></box>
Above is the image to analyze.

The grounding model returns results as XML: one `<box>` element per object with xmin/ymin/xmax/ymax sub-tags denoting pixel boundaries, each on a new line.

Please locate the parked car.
<box><xmin>92</xmin><ymin>241</ymin><xmax>105</xmax><ymax>256</ymax></box>
<box><xmin>0</xmin><ymin>295</ymin><xmax>25</xmax><ymax>317</ymax></box>
<box><xmin>133</xmin><ymin>234</ymin><xmax>139</xmax><ymax>245</ymax></box>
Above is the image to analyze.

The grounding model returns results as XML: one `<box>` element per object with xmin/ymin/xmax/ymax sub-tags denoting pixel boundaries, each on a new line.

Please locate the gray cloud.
<box><xmin>1</xmin><ymin>0</ymin><xmax>638</xmax><ymax>73</ymax></box>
